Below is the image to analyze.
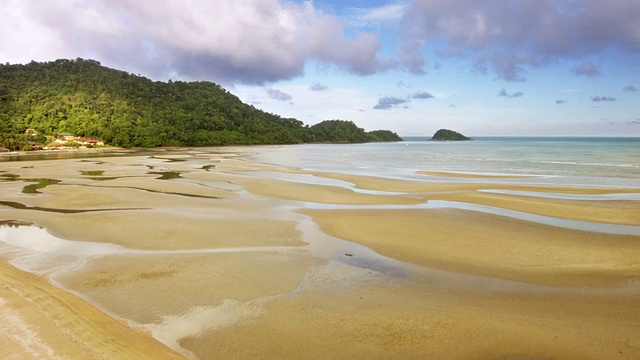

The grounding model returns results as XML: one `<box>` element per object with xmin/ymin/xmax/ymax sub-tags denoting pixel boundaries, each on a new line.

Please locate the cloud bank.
<box><xmin>2</xmin><ymin>0</ymin><xmax>639</xmax><ymax>84</ymax></box>
<box><xmin>398</xmin><ymin>0</ymin><xmax>640</xmax><ymax>81</ymax></box>
<box><xmin>0</xmin><ymin>0</ymin><xmax>391</xmax><ymax>84</ymax></box>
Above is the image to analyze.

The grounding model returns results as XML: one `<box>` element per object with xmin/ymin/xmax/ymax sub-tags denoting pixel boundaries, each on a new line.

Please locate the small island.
<box><xmin>431</xmin><ymin>129</ymin><xmax>471</xmax><ymax>141</ymax></box>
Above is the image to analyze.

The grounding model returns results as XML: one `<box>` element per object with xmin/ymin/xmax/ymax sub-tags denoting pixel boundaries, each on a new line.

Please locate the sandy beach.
<box><xmin>1</xmin><ymin>147</ymin><xmax>639</xmax><ymax>359</ymax></box>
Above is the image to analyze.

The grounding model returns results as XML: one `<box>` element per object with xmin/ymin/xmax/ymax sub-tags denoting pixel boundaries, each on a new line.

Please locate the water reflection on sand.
<box><xmin>1</xmin><ymin>147</ymin><xmax>639</xmax><ymax>360</ymax></box>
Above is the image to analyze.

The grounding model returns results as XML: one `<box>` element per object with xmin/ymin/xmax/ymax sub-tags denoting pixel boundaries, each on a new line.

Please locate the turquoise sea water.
<box><xmin>244</xmin><ymin>137</ymin><xmax>640</xmax><ymax>189</ymax></box>
<box><xmin>1</xmin><ymin>137</ymin><xmax>638</xmax><ymax>188</ymax></box>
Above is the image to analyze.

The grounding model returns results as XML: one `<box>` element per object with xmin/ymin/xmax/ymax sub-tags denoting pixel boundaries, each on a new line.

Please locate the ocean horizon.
<box><xmin>240</xmin><ymin>136</ymin><xmax>639</xmax><ymax>189</ymax></box>
<box><xmin>2</xmin><ymin>136</ymin><xmax>638</xmax><ymax>187</ymax></box>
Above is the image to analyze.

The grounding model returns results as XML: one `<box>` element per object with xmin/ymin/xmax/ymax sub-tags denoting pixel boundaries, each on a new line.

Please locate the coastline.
<box><xmin>1</xmin><ymin>146</ymin><xmax>639</xmax><ymax>359</ymax></box>
<box><xmin>0</xmin><ymin>146</ymin><xmax>124</xmax><ymax>156</ymax></box>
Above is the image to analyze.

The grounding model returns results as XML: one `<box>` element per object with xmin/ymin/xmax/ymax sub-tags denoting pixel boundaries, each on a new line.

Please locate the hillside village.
<box><xmin>0</xmin><ymin>129</ymin><xmax>105</xmax><ymax>153</ymax></box>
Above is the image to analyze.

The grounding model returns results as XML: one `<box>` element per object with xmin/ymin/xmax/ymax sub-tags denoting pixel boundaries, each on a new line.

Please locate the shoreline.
<box><xmin>1</xmin><ymin>147</ymin><xmax>639</xmax><ymax>359</ymax></box>
<box><xmin>0</xmin><ymin>146</ymin><xmax>124</xmax><ymax>155</ymax></box>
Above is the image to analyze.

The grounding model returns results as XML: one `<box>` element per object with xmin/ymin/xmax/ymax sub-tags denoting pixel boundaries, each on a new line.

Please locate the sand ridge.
<box><xmin>0</xmin><ymin>257</ymin><xmax>184</xmax><ymax>359</ymax></box>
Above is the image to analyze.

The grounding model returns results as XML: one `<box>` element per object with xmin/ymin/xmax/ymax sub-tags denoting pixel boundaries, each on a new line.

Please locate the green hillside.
<box><xmin>0</xmin><ymin>59</ymin><xmax>401</xmax><ymax>150</ymax></box>
<box><xmin>431</xmin><ymin>129</ymin><xmax>471</xmax><ymax>141</ymax></box>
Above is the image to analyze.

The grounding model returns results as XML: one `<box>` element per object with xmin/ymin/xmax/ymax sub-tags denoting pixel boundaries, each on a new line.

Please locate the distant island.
<box><xmin>431</xmin><ymin>129</ymin><xmax>471</xmax><ymax>141</ymax></box>
<box><xmin>0</xmin><ymin>59</ymin><xmax>402</xmax><ymax>151</ymax></box>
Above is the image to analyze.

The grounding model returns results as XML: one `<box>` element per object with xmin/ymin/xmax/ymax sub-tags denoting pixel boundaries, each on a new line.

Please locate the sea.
<box><xmin>241</xmin><ymin>137</ymin><xmax>640</xmax><ymax>189</ymax></box>
<box><xmin>1</xmin><ymin>137</ymin><xmax>638</xmax><ymax>189</ymax></box>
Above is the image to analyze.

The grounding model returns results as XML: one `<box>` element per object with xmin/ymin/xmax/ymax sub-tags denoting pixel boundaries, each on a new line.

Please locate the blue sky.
<box><xmin>1</xmin><ymin>0</ymin><xmax>639</xmax><ymax>136</ymax></box>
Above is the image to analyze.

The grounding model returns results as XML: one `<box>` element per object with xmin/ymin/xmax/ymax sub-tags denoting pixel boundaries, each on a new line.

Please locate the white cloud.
<box><xmin>0</xmin><ymin>0</ymin><xmax>390</xmax><ymax>84</ymax></box>
<box><xmin>346</xmin><ymin>2</ymin><xmax>407</xmax><ymax>28</ymax></box>
<box><xmin>235</xmin><ymin>84</ymin><xmax>375</xmax><ymax>125</ymax></box>
<box><xmin>0</xmin><ymin>0</ymin><xmax>71</xmax><ymax>63</ymax></box>
<box><xmin>4</xmin><ymin>0</ymin><xmax>638</xmax><ymax>86</ymax></box>
<box><xmin>398</xmin><ymin>0</ymin><xmax>640</xmax><ymax>80</ymax></box>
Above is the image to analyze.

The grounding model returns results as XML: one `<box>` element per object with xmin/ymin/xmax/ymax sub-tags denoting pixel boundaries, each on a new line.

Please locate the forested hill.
<box><xmin>0</xmin><ymin>59</ymin><xmax>402</xmax><ymax>149</ymax></box>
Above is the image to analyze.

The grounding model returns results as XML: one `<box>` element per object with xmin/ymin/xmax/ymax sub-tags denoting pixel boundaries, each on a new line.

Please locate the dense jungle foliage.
<box><xmin>0</xmin><ymin>59</ymin><xmax>402</xmax><ymax>150</ymax></box>
<box><xmin>431</xmin><ymin>128</ymin><xmax>471</xmax><ymax>141</ymax></box>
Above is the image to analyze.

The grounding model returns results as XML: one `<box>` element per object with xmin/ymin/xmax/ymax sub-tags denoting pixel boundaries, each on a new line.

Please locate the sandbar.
<box><xmin>0</xmin><ymin>257</ymin><xmax>183</xmax><ymax>359</ymax></box>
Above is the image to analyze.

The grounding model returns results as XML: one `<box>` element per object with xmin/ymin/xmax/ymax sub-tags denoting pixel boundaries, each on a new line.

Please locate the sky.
<box><xmin>1</xmin><ymin>0</ymin><xmax>639</xmax><ymax>136</ymax></box>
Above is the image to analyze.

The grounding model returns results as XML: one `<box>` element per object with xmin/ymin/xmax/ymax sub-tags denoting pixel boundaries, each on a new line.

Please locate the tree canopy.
<box><xmin>0</xmin><ymin>59</ymin><xmax>402</xmax><ymax>149</ymax></box>
<box><xmin>431</xmin><ymin>129</ymin><xmax>471</xmax><ymax>141</ymax></box>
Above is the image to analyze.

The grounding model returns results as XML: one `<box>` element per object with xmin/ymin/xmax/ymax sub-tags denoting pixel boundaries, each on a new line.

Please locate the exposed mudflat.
<box><xmin>1</xmin><ymin>147</ymin><xmax>639</xmax><ymax>359</ymax></box>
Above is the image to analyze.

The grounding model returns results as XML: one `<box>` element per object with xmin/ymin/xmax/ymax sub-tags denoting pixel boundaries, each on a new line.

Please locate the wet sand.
<box><xmin>0</xmin><ymin>257</ymin><xmax>183</xmax><ymax>359</ymax></box>
<box><xmin>1</xmin><ymin>147</ymin><xmax>640</xmax><ymax>359</ymax></box>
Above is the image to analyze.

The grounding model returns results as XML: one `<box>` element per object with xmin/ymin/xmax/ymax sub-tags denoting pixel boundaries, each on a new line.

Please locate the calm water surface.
<box><xmin>2</xmin><ymin>137</ymin><xmax>638</xmax><ymax>188</ymax></box>
<box><xmin>238</xmin><ymin>137</ymin><xmax>640</xmax><ymax>188</ymax></box>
